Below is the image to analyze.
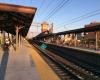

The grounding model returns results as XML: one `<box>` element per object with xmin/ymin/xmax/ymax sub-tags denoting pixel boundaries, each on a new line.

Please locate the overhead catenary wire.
<box><xmin>65</xmin><ymin>12</ymin><xmax>100</xmax><ymax>26</ymax></box>
<box><xmin>55</xmin><ymin>8</ymin><xmax>100</xmax><ymax>30</ymax></box>
<box><xmin>46</xmin><ymin>0</ymin><xmax>70</xmax><ymax>21</ymax></box>
<box><xmin>43</xmin><ymin>0</ymin><xmax>64</xmax><ymax>20</ymax></box>
<box><xmin>55</xmin><ymin>8</ymin><xmax>100</xmax><ymax>27</ymax></box>
<box><xmin>34</xmin><ymin>0</ymin><xmax>46</xmax><ymax>21</ymax></box>
<box><xmin>44</xmin><ymin>0</ymin><xmax>70</xmax><ymax>21</ymax></box>
<box><xmin>38</xmin><ymin>0</ymin><xmax>46</xmax><ymax>12</ymax></box>
<box><xmin>39</xmin><ymin>0</ymin><xmax>54</xmax><ymax>19</ymax></box>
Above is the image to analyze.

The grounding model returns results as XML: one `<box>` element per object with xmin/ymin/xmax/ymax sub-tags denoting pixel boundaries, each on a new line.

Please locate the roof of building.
<box><xmin>85</xmin><ymin>22</ymin><xmax>100</xmax><ymax>28</ymax></box>
<box><xmin>35</xmin><ymin>23</ymin><xmax>100</xmax><ymax>39</ymax></box>
<box><xmin>0</xmin><ymin>3</ymin><xmax>37</xmax><ymax>37</ymax></box>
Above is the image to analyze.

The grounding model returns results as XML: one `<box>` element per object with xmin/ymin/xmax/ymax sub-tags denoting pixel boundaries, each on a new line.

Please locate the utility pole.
<box><xmin>51</xmin><ymin>23</ymin><xmax>53</xmax><ymax>33</ymax></box>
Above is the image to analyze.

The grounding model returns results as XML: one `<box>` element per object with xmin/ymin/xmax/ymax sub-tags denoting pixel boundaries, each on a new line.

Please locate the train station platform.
<box><xmin>0</xmin><ymin>39</ymin><xmax>60</xmax><ymax>80</ymax></box>
<box><xmin>45</xmin><ymin>42</ymin><xmax>100</xmax><ymax>54</ymax></box>
<box><xmin>66</xmin><ymin>46</ymin><xmax>100</xmax><ymax>54</ymax></box>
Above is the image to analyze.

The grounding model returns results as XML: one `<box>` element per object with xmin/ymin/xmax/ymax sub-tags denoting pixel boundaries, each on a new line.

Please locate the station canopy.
<box><xmin>0</xmin><ymin>3</ymin><xmax>37</xmax><ymax>37</ymax></box>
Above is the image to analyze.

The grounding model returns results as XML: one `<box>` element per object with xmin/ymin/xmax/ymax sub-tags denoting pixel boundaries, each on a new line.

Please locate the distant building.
<box><xmin>49</xmin><ymin>23</ymin><xmax>53</xmax><ymax>33</ymax></box>
<box><xmin>84</xmin><ymin>22</ymin><xmax>100</xmax><ymax>48</ymax></box>
<box><xmin>27</xmin><ymin>32</ymin><xmax>37</xmax><ymax>39</ymax></box>
<box><xmin>84</xmin><ymin>22</ymin><xmax>100</xmax><ymax>40</ymax></box>
<box><xmin>41</xmin><ymin>22</ymin><xmax>49</xmax><ymax>33</ymax></box>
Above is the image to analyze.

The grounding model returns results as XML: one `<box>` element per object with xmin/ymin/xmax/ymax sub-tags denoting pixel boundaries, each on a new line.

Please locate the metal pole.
<box><xmin>75</xmin><ymin>34</ymin><xmax>77</xmax><ymax>47</ymax></box>
<box><xmin>95</xmin><ymin>31</ymin><xmax>98</xmax><ymax>50</ymax></box>
<box><xmin>16</xmin><ymin>26</ymin><xmax>19</xmax><ymax>48</ymax></box>
<box><xmin>0</xmin><ymin>31</ymin><xmax>3</xmax><ymax>45</ymax></box>
<box><xmin>3</xmin><ymin>31</ymin><xmax>5</xmax><ymax>46</ymax></box>
<box><xmin>20</xmin><ymin>35</ymin><xmax>21</xmax><ymax>45</ymax></box>
<box><xmin>19</xmin><ymin>34</ymin><xmax>20</xmax><ymax>45</ymax></box>
<box><xmin>11</xmin><ymin>34</ymin><xmax>13</xmax><ymax>43</ymax></box>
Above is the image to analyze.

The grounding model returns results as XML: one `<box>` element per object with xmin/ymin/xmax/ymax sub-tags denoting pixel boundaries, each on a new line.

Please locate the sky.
<box><xmin>0</xmin><ymin>0</ymin><xmax>100</xmax><ymax>35</ymax></box>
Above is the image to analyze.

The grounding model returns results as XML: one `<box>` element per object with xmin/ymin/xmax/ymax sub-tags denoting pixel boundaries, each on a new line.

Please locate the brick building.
<box><xmin>84</xmin><ymin>22</ymin><xmax>100</xmax><ymax>48</ymax></box>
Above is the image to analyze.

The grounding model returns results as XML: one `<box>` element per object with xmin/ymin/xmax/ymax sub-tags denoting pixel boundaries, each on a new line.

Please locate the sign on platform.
<box><xmin>40</xmin><ymin>43</ymin><xmax>47</xmax><ymax>49</ymax></box>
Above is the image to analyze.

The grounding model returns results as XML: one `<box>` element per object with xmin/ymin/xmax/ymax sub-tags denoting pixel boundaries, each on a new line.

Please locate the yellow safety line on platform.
<box><xmin>27</xmin><ymin>43</ymin><xmax>60</xmax><ymax>80</ymax></box>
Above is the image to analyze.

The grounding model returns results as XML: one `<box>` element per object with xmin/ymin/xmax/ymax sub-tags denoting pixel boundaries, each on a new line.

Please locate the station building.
<box><xmin>84</xmin><ymin>22</ymin><xmax>100</xmax><ymax>48</ymax></box>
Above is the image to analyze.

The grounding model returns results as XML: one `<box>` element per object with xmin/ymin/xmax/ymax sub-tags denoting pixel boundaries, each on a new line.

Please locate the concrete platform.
<box><xmin>0</xmin><ymin>39</ymin><xmax>60</xmax><ymax>80</ymax></box>
<box><xmin>66</xmin><ymin>46</ymin><xmax>100</xmax><ymax>54</ymax></box>
<box><xmin>45</xmin><ymin>42</ymin><xmax>100</xmax><ymax>54</ymax></box>
<box><xmin>25</xmin><ymin>40</ymin><xmax>60</xmax><ymax>80</ymax></box>
<box><xmin>0</xmin><ymin>44</ymin><xmax>40</xmax><ymax>80</ymax></box>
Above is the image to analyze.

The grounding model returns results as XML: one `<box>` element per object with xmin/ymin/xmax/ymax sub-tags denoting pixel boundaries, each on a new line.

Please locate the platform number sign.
<box><xmin>40</xmin><ymin>44</ymin><xmax>47</xmax><ymax>49</ymax></box>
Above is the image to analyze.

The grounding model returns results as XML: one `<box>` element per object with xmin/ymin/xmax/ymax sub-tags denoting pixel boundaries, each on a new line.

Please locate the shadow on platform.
<box><xmin>0</xmin><ymin>47</ymin><xmax>9</xmax><ymax>80</ymax></box>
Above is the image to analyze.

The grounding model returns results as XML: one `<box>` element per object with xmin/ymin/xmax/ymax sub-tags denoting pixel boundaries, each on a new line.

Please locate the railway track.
<box><xmin>33</xmin><ymin>44</ymin><xmax>82</xmax><ymax>80</ymax></box>
<box><xmin>32</xmin><ymin>42</ymin><xmax>100</xmax><ymax>80</ymax></box>
<box><xmin>45</xmin><ymin>43</ymin><xmax>100</xmax><ymax>77</ymax></box>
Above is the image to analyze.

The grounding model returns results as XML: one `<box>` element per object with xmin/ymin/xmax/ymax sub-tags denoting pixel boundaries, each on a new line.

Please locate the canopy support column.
<box><xmin>95</xmin><ymin>31</ymin><xmax>99</xmax><ymax>50</ymax></box>
<box><xmin>74</xmin><ymin>34</ymin><xmax>77</xmax><ymax>47</ymax></box>
<box><xmin>19</xmin><ymin>34</ymin><xmax>21</xmax><ymax>45</ymax></box>
<box><xmin>16</xmin><ymin>25</ymin><xmax>19</xmax><ymax>48</ymax></box>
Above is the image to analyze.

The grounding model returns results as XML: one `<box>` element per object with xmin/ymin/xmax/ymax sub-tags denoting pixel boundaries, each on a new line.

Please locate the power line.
<box><xmin>43</xmin><ymin>0</ymin><xmax>64</xmax><ymax>20</ymax></box>
<box><xmin>44</xmin><ymin>0</ymin><xmax>70</xmax><ymax>21</ymax></box>
<box><xmin>38</xmin><ymin>0</ymin><xmax>46</xmax><ymax>12</ymax></box>
<box><xmin>55</xmin><ymin>8</ymin><xmax>100</xmax><ymax>30</ymax></box>
<box><xmin>55</xmin><ymin>8</ymin><xmax>100</xmax><ymax>27</ymax></box>
<box><xmin>65</xmin><ymin>12</ymin><xmax>100</xmax><ymax>26</ymax></box>
<box><xmin>46</xmin><ymin>0</ymin><xmax>70</xmax><ymax>21</ymax></box>
<box><xmin>35</xmin><ymin>0</ymin><xmax>46</xmax><ymax>21</ymax></box>
<box><xmin>39</xmin><ymin>0</ymin><xmax>55</xmax><ymax>20</ymax></box>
